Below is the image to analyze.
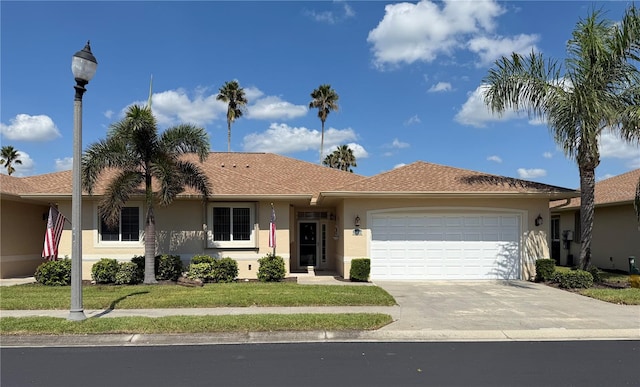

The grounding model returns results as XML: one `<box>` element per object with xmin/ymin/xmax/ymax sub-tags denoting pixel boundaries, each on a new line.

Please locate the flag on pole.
<box><xmin>42</xmin><ymin>206</ymin><xmax>66</xmax><ymax>261</ymax></box>
<box><xmin>269</xmin><ymin>204</ymin><xmax>276</xmax><ymax>249</ymax></box>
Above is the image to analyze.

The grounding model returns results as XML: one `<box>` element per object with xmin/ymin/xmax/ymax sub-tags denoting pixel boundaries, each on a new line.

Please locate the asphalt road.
<box><xmin>2</xmin><ymin>340</ymin><xmax>638</xmax><ymax>386</ymax></box>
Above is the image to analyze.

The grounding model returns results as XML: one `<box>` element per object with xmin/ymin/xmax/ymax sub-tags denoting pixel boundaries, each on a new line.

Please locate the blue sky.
<box><xmin>2</xmin><ymin>0</ymin><xmax>639</xmax><ymax>189</ymax></box>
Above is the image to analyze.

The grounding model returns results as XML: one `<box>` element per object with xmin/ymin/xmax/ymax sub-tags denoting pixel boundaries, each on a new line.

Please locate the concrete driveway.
<box><xmin>372</xmin><ymin>280</ymin><xmax>640</xmax><ymax>338</ymax></box>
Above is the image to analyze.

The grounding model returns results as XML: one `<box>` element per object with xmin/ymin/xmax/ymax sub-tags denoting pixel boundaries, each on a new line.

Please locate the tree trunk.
<box><xmin>144</xmin><ymin>170</ymin><xmax>157</xmax><ymax>284</ymax></box>
<box><xmin>227</xmin><ymin>120</ymin><xmax>231</xmax><ymax>153</ymax></box>
<box><xmin>144</xmin><ymin>205</ymin><xmax>157</xmax><ymax>284</ymax></box>
<box><xmin>578</xmin><ymin>165</ymin><xmax>596</xmax><ymax>270</ymax></box>
<box><xmin>319</xmin><ymin>120</ymin><xmax>325</xmax><ymax>164</ymax></box>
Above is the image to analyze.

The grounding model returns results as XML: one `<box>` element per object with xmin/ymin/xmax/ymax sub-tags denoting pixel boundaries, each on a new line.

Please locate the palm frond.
<box><xmin>98</xmin><ymin>170</ymin><xmax>144</xmax><ymax>227</ymax></box>
<box><xmin>160</xmin><ymin>124</ymin><xmax>210</xmax><ymax>162</ymax></box>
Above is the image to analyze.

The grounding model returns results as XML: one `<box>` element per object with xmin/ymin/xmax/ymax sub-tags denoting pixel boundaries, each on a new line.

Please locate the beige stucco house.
<box><xmin>1</xmin><ymin>153</ymin><xmax>577</xmax><ymax>281</ymax></box>
<box><xmin>550</xmin><ymin>168</ymin><xmax>640</xmax><ymax>272</ymax></box>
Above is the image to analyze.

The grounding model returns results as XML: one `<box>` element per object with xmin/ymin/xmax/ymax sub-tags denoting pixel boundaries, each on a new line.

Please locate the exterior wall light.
<box><xmin>535</xmin><ymin>214</ymin><xmax>543</xmax><ymax>227</ymax></box>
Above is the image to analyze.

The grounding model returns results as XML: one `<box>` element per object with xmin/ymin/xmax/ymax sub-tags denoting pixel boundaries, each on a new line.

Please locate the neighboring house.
<box><xmin>0</xmin><ymin>153</ymin><xmax>577</xmax><ymax>281</ymax></box>
<box><xmin>550</xmin><ymin>168</ymin><xmax>640</xmax><ymax>272</ymax></box>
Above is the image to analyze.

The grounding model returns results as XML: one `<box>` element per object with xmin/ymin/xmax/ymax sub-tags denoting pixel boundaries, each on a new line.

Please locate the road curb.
<box><xmin>2</xmin><ymin>328</ymin><xmax>638</xmax><ymax>348</ymax></box>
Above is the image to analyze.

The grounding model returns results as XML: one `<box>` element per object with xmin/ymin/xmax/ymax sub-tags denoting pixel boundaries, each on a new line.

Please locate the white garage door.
<box><xmin>370</xmin><ymin>213</ymin><xmax>521</xmax><ymax>280</ymax></box>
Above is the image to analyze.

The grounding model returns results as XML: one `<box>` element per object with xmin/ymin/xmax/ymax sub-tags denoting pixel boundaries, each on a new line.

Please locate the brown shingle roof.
<box><xmin>0</xmin><ymin>174</ymin><xmax>36</xmax><ymax>197</ymax></box>
<box><xmin>3</xmin><ymin>153</ymin><xmax>365</xmax><ymax>200</ymax></box>
<box><xmin>551</xmin><ymin>168</ymin><xmax>640</xmax><ymax>209</ymax></box>
<box><xmin>322</xmin><ymin>161</ymin><xmax>577</xmax><ymax>198</ymax></box>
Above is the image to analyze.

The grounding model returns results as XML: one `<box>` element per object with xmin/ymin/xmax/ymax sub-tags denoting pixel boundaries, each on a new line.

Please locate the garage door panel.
<box><xmin>370</xmin><ymin>213</ymin><xmax>521</xmax><ymax>280</ymax></box>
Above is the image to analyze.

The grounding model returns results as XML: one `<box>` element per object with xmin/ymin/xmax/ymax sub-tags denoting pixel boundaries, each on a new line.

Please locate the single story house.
<box><xmin>550</xmin><ymin>168</ymin><xmax>640</xmax><ymax>271</ymax></box>
<box><xmin>1</xmin><ymin>152</ymin><xmax>577</xmax><ymax>281</ymax></box>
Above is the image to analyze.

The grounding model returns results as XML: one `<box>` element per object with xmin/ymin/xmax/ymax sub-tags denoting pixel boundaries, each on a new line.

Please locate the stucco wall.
<box><xmin>0</xmin><ymin>199</ymin><xmax>49</xmax><ymax>278</ymax></box>
<box><xmin>335</xmin><ymin>197</ymin><xmax>551</xmax><ymax>280</ymax></box>
<box><xmin>554</xmin><ymin>204</ymin><xmax>639</xmax><ymax>272</ymax></box>
<box><xmin>55</xmin><ymin>199</ymin><xmax>291</xmax><ymax>279</ymax></box>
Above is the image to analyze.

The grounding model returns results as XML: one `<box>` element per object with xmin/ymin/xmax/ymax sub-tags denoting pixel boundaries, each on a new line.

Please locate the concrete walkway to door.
<box><xmin>370</xmin><ymin>280</ymin><xmax>640</xmax><ymax>341</ymax></box>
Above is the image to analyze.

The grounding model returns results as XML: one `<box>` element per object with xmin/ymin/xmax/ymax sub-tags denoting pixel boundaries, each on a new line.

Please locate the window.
<box><xmin>100</xmin><ymin>207</ymin><xmax>140</xmax><ymax>242</ymax></box>
<box><xmin>207</xmin><ymin>203</ymin><xmax>256</xmax><ymax>248</ymax></box>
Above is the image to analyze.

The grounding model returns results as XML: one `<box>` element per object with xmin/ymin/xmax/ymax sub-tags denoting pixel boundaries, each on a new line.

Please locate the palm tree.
<box><xmin>323</xmin><ymin>144</ymin><xmax>357</xmax><ymax>172</ymax></box>
<box><xmin>483</xmin><ymin>6</ymin><xmax>640</xmax><ymax>270</ymax></box>
<box><xmin>1</xmin><ymin>145</ymin><xmax>23</xmax><ymax>176</ymax></box>
<box><xmin>216</xmin><ymin>80</ymin><xmax>247</xmax><ymax>152</ymax></box>
<box><xmin>309</xmin><ymin>84</ymin><xmax>339</xmax><ymax>163</ymax></box>
<box><xmin>82</xmin><ymin>105</ymin><xmax>211</xmax><ymax>284</ymax></box>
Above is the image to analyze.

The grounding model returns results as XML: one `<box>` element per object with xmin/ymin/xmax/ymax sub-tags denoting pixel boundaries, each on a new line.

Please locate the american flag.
<box><xmin>269</xmin><ymin>205</ymin><xmax>276</xmax><ymax>248</ymax></box>
<box><xmin>42</xmin><ymin>206</ymin><xmax>66</xmax><ymax>261</ymax></box>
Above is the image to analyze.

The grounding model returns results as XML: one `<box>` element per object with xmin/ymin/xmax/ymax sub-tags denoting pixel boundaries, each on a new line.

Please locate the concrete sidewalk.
<box><xmin>1</xmin><ymin>277</ymin><xmax>639</xmax><ymax>346</ymax></box>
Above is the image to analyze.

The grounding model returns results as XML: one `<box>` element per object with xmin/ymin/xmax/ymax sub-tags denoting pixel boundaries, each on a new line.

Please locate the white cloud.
<box><xmin>242</xmin><ymin>123</ymin><xmax>358</xmax><ymax>154</ymax></box>
<box><xmin>517</xmin><ymin>168</ymin><xmax>547</xmax><ymax>179</ymax></box>
<box><xmin>467</xmin><ymin>33</ymin><xmax>539</xmax><ymax>67</ymax></box>
<box><xmin>455</xmin><ymin>85</ymin><xmax>521</xmax><ymax>127</ymax></box>
<box><xmin>0</xmin><ymin>151</ymin><xmax>35</xmax><ymax>176</ymax></box>
<box><xmin>390</xmin><ymin>139</ymin><xmax>410</xmax><ymax>149</ymax></box>
<box><xmin>54</xmin><ymin>157</ymin><xmax>73</xmax><ymax>171</ymax></box>
<box><xmin>487</xmin><ymin>155</ymin><xmax>502</xmax><ymax>163</ymax></box>
<box><xmin>393</xmin><ymin>163</ymin><xmax>406</xmax><ymax>169</ymax></box>
<box><xmin>247</xmin><ymin>96</ymin><xmax>307</xmax><ymax>120</ymax></box>
<box><xmin>305</xmin><ymin>0</ymin><xmax>356</xmax><ymax>24</ymax></box>
<box><xmin>543</xmin><ymin>152</ymin><xmax>553</xmax><ymax>159</ymax></box>
<box><xmin>367</xmin><ymin>0</ymin><xmax>505</xmax><ymax>69</ymax></box>
<box><xmin>0</xmin><ymin>114</ymin><xmax>61</xmax><ymax>141</ymax></box>
<box><xmin>124</xmin><ymin>86</ymin><xmax>305</xmax><ymax>127</ymax></box>
<box><xmin>404</xmin><ymin>115</ymin><xmax>421</xmax><ymax>125</ymax></box>
<box><xmin>428</xmin><ymin>82</ymin><xmax>452</xmax><ymax>93</ymax></box>
<box><xmin>345</xmin><ymin>142</ymin><xmax>369</xmax><ymax>159</ymax></box>
<box><xmin>104</xmin><ymin>110</ymin><xmax>114</xmax><ymax>119</ymax></box>
<box><xmin>597</xmin><ymin>173</ymin><xmax>615</xmax><ymax>181</ymax></box>
<box><xmin>127</xmin><ymin>88</ymin><xmax>225</xmax><ymax>127</ymax></box>
<box><xmin>599</xmin><ymin>131</ymin><xmax>640</xmax><ymax>169</ymax></box>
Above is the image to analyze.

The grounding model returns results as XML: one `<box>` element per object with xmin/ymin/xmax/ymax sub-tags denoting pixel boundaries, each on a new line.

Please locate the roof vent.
<box><xmin>233</xmin><ymin>164</ymin><xmax>236</xmax><ymax>168</ymax></box>
<box><xmin>221</xmin><ymin>164</ymin><xmax>225</xmax><ymax>167</ymax></box>
<box><xmin>246</xmin><ymin>164</ymin><xmax>249</xmax><ymax>168</ymax></box>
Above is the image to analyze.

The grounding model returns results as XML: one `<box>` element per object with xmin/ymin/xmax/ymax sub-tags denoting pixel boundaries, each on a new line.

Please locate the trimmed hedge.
<box><xmin>350</xmin><ymin>258</ymin><xmax>371</xmax><ymax>282</ymax></box>
<box><xmin>257</xmin><ymin>254</ymin><xmax>286</xmax><ymax>282</ymax></box>
<box><xmin>115</xmin><ymin>262</ymin><xmax>142</xmax><ymax>285</ymax></box>
<box><xmin>91</xmin><ymin>258</ymin><xmax>119</xmax><ymax>284</ymax></box>
<box><xmin>34</xmin><ymin>258</ymin><xmax>72</xmax><ymax>286</ymax></box>
<box><xmin>156</xmin><ymin>254</ymin><xmax>183</xmax><ymax>281</ymax></box>
<box><xmin>191</xmin><ymin>254</ymin><xmax>215</xmax><ymax>265</ymax></box>
<box><xmin>535</xmin><ymin>259</ymin><xmax>556</xmax><ymax>282</ymax></box>
<box><xmin>553</xmin><ymin>270</ymin><xmax>594</xmax><ymax>289</ymax></box>
<box><xmin>186</xmin><ymin>258</ymin><xmax>238</xmax><ymax>283</ymax></box>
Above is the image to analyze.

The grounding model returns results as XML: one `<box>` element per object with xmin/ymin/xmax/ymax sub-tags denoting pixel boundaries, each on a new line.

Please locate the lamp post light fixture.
<box><xmin>69</xmin><ymin>41</ymin><xmax>97</xmax><ymax>321</ymax></box>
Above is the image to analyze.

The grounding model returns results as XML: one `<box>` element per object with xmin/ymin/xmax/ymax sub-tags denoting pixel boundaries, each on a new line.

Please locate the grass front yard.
<box><xmin>0</xmin><ymin>282</ymin><xmax>396</xmax><ymax>335</ymax></box>
<box><xmin>552</xmin><ymin>266</ymin><xmax>640</xmax><ymax>305</ymax></box>
<box><xmin>0</xmin><ymin>282</ymin><xmax>396</xmax><ymax>310</ymax></box>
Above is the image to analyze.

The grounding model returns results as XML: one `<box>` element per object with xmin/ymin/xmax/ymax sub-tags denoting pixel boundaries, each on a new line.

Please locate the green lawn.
<box><xmin>0</xmin><ymin>313</ymin><xmax>393</xmax><ymax>335</ymax></box>
<box><xmin>0</xmin><ymin>282</ymin><xmax>396</xmax><ymax>310</ymax></box>
<box><xmin>552</xmin><ymin>266</ymin><xmax>640</xmax><ymax>305</ymax></box>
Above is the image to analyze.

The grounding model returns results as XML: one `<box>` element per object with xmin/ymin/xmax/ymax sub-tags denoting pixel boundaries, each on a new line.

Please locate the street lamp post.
<box><xmin>69</xmin><ymin>41</ymin><xmax>97</xmax><ymax>321</ymax></box>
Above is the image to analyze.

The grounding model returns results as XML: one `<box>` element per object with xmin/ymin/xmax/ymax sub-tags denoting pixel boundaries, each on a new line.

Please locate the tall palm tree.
<box><xmin>323</xmin><ymin>144</ymin><xmax>357</xmax><ymax>172</ymax></box>
<box><xmin>483</xmin><ymin>6</ymin><xmax>640</xmax><ymax>270</ymax></box>
<box><xmin>309</xmin><ymin>84</ymin><xmax>339</xmax><ymax>163</ymax></box>
<box><xmin>216</xmin><ymin>80</ymin><xmax>247</xmax><ymax>152</ymax></box>
<box><xmin>82</xmin><ymin>105</ymin><xmax>211</xmax><ymax>284</ymax></box>
<box><xmin>1</xmin><ymin>145</ymin><xmax>23</xmax><ymax>176</ymax></box>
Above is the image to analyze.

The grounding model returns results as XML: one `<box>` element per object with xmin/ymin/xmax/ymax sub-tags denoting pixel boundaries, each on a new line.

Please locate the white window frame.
<box><xmin>206</xmin><ymin>202</ymin><xmax>256</xmax><ymax>248</ymax></box>
<box><xmin>96</xmin><ymin>203</ymin><xmax>143</xmax><ymax>247</ymax></box>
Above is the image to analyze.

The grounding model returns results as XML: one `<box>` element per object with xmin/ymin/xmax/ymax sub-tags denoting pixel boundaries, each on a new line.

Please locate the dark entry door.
<box><xmin>551</xmin><ymin>216</ymin><xmax>560</xmax><ymax>264</ymax></box>
<box><xmin>299</xmin><ymin>222</ymin><xmax>317</xmax><ymax>267</ymax></box>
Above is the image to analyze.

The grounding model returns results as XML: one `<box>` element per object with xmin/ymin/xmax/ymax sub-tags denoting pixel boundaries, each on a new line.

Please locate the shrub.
<box><xmin>553</xmin><ymin>270</ymin><xmax>594</xmax><ymax>289</ymax></box>
<box><xmin>257</xmin><ymin>254</ymin><xmax>286</xmax><ymax>282</ymax></box>
<box><xmin>131</xmin><ymin>255</ymin><xmax>145</xmax><ymax>280</ymax></box>
<box><xmin>91</xmin><ymin>258</ymin><xmax>119</xmax><ymax>284</ymax></box>
<box><xmin>535</xmin><ymin>259</ymin><xmax>556</xmax><ymax>282</ymax></box>
<box><xmin>186</xmin><ymin>262</ymin><xmax>214</xmax><ymax>282</ymax></box>
<box><xmin>212</xmin><ymin>257</ymin><xmax>238</xmax><ymax>283</ymax></box>
<box><xmin>191</xmin><ymin>254</ymin><xmax>215</xmax><ymax>265</ymax></box>
<box><xmin>156</xmin><ymin>254</ymin><xmax>183</xmax><ymax>281</ymax></box>
<box><xmin>587</xmin><ymin>265</ymin><xmax>602</xmax><ymax>283</ymax></box>
<box><xmin>350</xmin><ymin>258</ymin><xmax>371</xmax><ymax>282</ymax></box>
<box><xmin>34</xmin><ymin>258</ymin><xmax>72</xmax><ymax>286</ymax></box>
<box><xmin>114</xmin><ymin>262</ymin><xmax>142</xmax><ymax>285</ymax></box>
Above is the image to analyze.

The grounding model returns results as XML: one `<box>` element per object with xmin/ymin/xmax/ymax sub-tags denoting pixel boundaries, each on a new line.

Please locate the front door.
<box><xmin>551</xmin><ymin>216</ymin><xmax>561</xmax><ymax>264</ymax></box>
<box><xmin>299</xmin><ymin>222</ymin><xmax>317</xmax><ymax>268</ymax></box>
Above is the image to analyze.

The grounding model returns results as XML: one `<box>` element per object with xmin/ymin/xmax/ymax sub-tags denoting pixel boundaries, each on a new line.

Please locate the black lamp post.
<box><xmin>69</xmin><ymin>41</ymin><xmax>97</xmax><ymax>321</ymax></box>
